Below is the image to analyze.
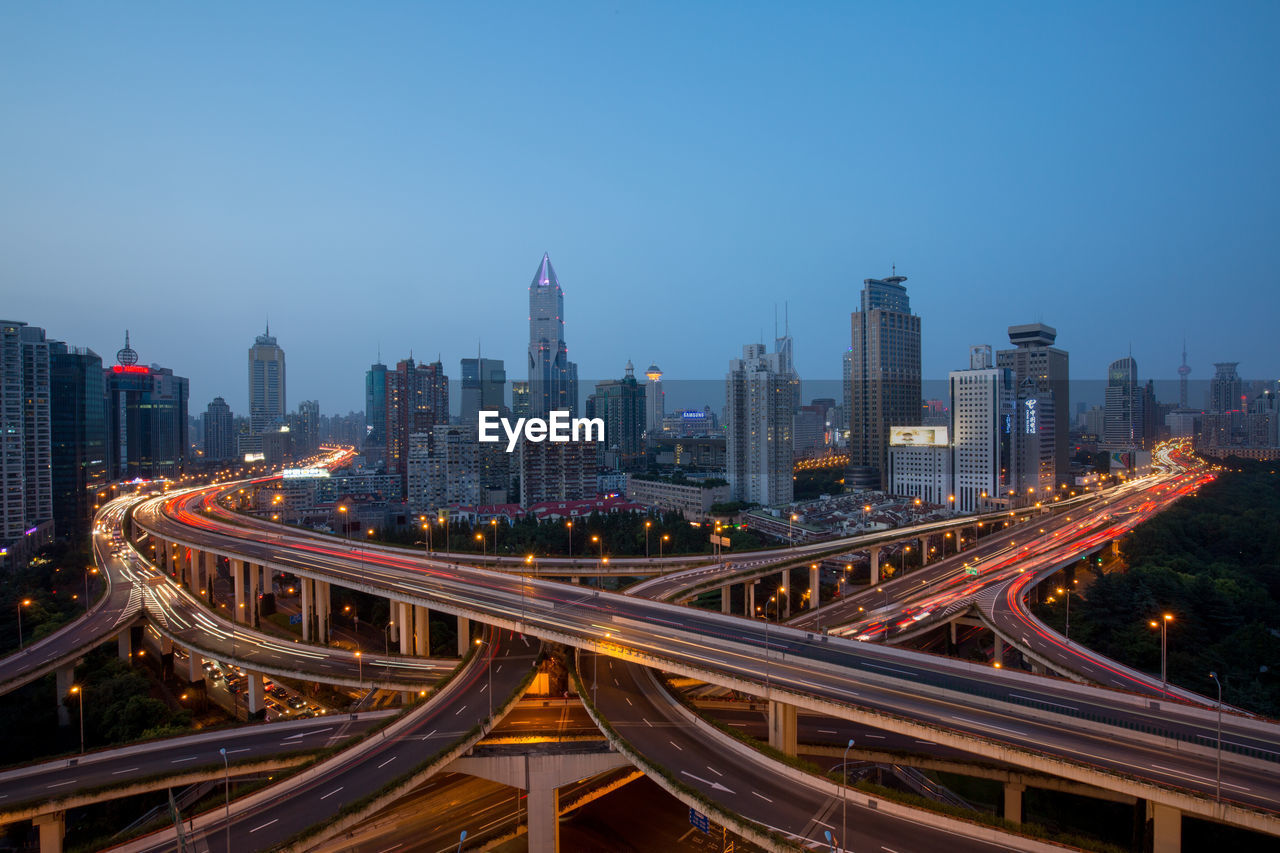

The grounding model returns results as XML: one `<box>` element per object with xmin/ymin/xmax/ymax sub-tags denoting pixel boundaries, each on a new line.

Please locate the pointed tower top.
<box><xmin>116</xmin><ymin>330</ymin><xmax>139</xmax><ymax>366</ymax></box>
<box><xmin>530</xmin><ymin>253</ymin><xmax>560</xmax><ymax>289</ymax></box>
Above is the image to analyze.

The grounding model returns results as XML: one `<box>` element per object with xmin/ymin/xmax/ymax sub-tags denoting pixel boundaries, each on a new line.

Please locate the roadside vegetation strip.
<box><xmin>272</xmin><ymin>658</ymin><xmax>541</xmax><ymax>852</ymax></box>
<box><xmin>571</xmin><ymin>652</ymin><xmax>799</xmax><ymax>852</ymax></box>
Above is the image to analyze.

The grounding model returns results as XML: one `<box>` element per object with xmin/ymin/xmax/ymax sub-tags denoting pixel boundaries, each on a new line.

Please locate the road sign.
<box><xmin>289</xmin><ymin>613</ymin><xmax>303</xmax><ymax>625</ymax></box>
<box><xmin>710</xmin><ymin>535</ymin><xmax>731</xmax><ymax>547</ymax></box>
<box><xmin>688</xmin><ymin>807</ymin><xmax>710</xmax><ymax>834</ymax></box>
<box><xmin>965</xmin><ymin>566</ymin><xmax>978</xmax><ymax>577</ymax></box>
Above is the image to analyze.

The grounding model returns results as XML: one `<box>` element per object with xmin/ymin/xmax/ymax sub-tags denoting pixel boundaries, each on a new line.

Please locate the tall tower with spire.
<box><xmin>248</xmin><ymin>324</ymin><xmax>286</xmax><ymax>437</ymax></box>
<box><xmin>1177</xmin><ymin>341</ymin><xmax>1192</xmax><ymax>409</ymax></box>
<box><xmin>527</xmin><ymin>253</ymin><xmax>579</xmax><ymax>418</ymax></box>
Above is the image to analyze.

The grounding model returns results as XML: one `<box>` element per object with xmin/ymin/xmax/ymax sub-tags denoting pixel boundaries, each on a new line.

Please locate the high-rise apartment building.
<box><xmin>293</xmin><ymin>399</ymin><xmax>320</xmax><ymax>456</ymax></box>
<box><xmin>407</xmin><ymin>426</ymin><xmax>482</xmax><ymax>515</ymax></box>
<box><xmin>527</xmin><ymin>254</ymin><xmax>579</xmax><ymax>418</ymax></box>
<box><xmin>248</xmin><ymin>326</ymin><xmax>286</xmax><ymax>436</ymax></box>
<box><xmin>725</xmin><ymin>343</ymin><xmax>794</xmax><ymax>506</ymax></box>
<box><xmin>49</xmin><ymin>342</ymin><xmax>107</xmax><ymax>540</ymax></box>
<box><xmin>949</xmin><ymin>345</ymin><xmax>1015</xmax><ymax>514</ymax></box>
<box><xmin>460</xmin><ymin>357</ymin><xmax>506</xmax><ymax>427</ymax></box>
<box><xmin>996</xmin><ymin>323</ymin><xmax>1069</xmax><ymax>487</ymax></box>
<box><xmin>0</xmin><ymin>321</ymin><xmax>54</xmax><ymax>558</ymax></box>
<box><xmin>518</xmin><ymin>439</ymin><xmax>597</xmax><ymax>508</ymax></box>
<box><xmin>384</xmin><ymin>357</ymin><xmax>449</xmax><ymax>489</ymax></box>
<box><xmin>510</xmin><ymin>381</ymin><xmax>530</xmax><ymax>418</ymax></box>
<box><xmin>644</xmin><ymin>364</ymin><xmax>664</xmax><ymax>435</ymax></box>
<box><xmin>202</xmin><ymin>396</ymin><xmax>235</xmax><ymax>463</ymax></box>
<box><xmin>105</xmin><ymin>334</ymin><xmax>189</xmax><ymax>479</ymax></box>
<box><xmin>849</xmin><ymin>274</ymin><xmax>922</xmax><ymax>489</ymax></box>
<box><xmin>1103</xmin><ymin>357</ymin><xmax>1142</xmax><ymax>449</ymax></box>
<box><xmin>365</xmin><ymin>359</ymin><xmax>388</xmax><ymax>460</ymax></box>
<box><xmin>587</xmin><ymin>362</ymin><xmax>647</xmax><ymax>472</ymax></box>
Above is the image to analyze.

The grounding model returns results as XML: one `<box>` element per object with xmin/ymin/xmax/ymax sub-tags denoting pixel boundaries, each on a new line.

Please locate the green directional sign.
<box><xmin>965</xmin><ymin>566</ymin><xmax>979</xmax><ymax>576</ymax></box>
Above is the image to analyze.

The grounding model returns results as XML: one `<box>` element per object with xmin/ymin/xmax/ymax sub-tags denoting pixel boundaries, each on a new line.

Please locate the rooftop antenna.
<box><xmin>774</xmin><ymin>304</ymin><xmax>778</xmax><ymax>340</ymax></box>
<box><xmin>891</xmin><ymin>263</ymin><xmax>895</xmax><ymax>276</ymax></box>
<box><xmin>785</xmin><ymin>302</ymin><xmax>789</xmax><ymax>337</ymax></box>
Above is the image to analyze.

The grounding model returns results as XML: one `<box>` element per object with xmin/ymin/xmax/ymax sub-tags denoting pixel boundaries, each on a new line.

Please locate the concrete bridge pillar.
<box><xmin>745</xmin><ymin>581</ymin><xmax>756</xmax><ymax>617</ymax></box>
<box><xmin>768</xmin><ymin>700</ymin><xmax>798</xmax><ymax>756</ymax></box>
<box><xmin>949</xmin><ymin>620</ymin><xmax>958</xmax><ymax>648</ymax></box>
<box><xmin>808</xmin><ymin>564</ymin><xmax>820</xmax><ymax>610</ymax></box>
<box><xmin>414</xmin><ymin>605</ymin><xmax>430</xmax><ymax>656</ymax></box>
<box><xmin>231</xmin><ymin>559</ymin><xmax>247</xmax><ymax>622</ymax></box>
<box><xmin>247</xmin><ymin>563</ymin><xmax>261</xmax><ymax>628</ymax></box>
<box><xmin>1002</xmin><ymin>782</ymin><xmax>1024</xmax><ymax>823</ymax></box>
<box><xmin>993</xmin><ymin>634</ymin><xmax>1004</xmax><ymax>666</ymax></box>
<box><xmin>55</xmin><ymin>665</ymin><xmax>74</xmax><ymax>727</ymax></box>
<box><xmin>317</xmin><ymin>581</ymin><xmax>331</xmax><ymax>643</ymax></box>
<box><xmin>246</xmin><ymin>670</ymin><xmax>266</xmax><ymax>717</ymax></box>
<box><xmin>919</xmin><ymin>537</ymin><xmax>930</xmax><ymax>566</ymax></box>
<box><xmin>301</xmin><ymin>577</ymin><xmax>314</xmax><ymax>642</ymax></box>
<box><xmin>781</xmin><ymin>570</ymin><xmax>791</xmax><ymax>618</ymax></box>
<box><xmin>527</xmin><ymin>768</ymin><xmax>561</xmax><ymax>853</ymax></box>
<box><xmin>185</xmin><ymin>647</ymin><xmax>203</xmax><ymax>682</ymax></box>
<box><xmin>34</xmin><ymin>811</ymin><xmax>64</xmax><ymax>853</ymax></box>
<box><xmin>117</xmin><ymin>630</ymin><xmax>132</xmax><ymax>661</ymax></box>
<box><xmin>387</xmin><ymin>597</ymin><xmax>399</xmax><ymax>644</ymax></box>
<box><xmin>457</xmin><ymin>616</ymin><xmax>471</xmax><ymax>656</ymax></box>
<box><xmin>720</xmin><ymin>585</ymin><xmax>732</xmax><ymax>614</ymax></box>
<box><xmin>399</xmin><ymin>602</ymin><xmax>413</xmax><ymax>655</ymax></box>
<box><xmin>1148</xmin><ymin>801</ymin><xmax>1182</xmax><ymax>853</ymax></box>
<box><xmin>868</xmin><ymin>545</ymin><xmax>882</xmax><ymax>585</ymax></box>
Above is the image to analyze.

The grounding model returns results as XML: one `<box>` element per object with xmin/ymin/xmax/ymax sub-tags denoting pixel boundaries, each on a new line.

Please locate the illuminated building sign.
<box><xmin>282</xmin><ymin>467</ymin><xmax>331</xmax><ymax>479</ymax></box>
<box><xmin>111</xmin><ymin>365</ymin><xmax>150</xmax><ymax>375</ymax></box>
<box><xmin>889</xmin><ymin>426</ymin><xmax>948</xmax><ymax>447</ymax></box>
<box><xmin>1024</xmin><ymin>398</ymin><xmax>1037</xmax><ymax>434</ymax></box>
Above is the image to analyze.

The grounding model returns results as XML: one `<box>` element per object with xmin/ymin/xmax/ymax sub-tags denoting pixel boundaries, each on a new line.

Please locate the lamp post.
<box><xmin>474</xmin><ymin>638</ymin><xmax>493</xmax><ymax>722</ymax></box>
<box><xmin>490</xmin><ymin>518</ymin><xmax>499</xmax><ymax>558</ymax></box>
<box><xmin>476</xmin><ymin>532</ymin><xmax>486</xmax><ymax>561</ymax></box>
<box><xmin>84</xmin><ymin>567</ymin><xmax>97</xmax><ymax>611</ymax></box>
<box><xmin>842</xmin><ymin>737</ymin><xmax>855</xmax><ymax>853</ymax></box>
<box><xmin>1057</xmin><ymin>586</ymin><xmax>1070</xmax><ymax>642</ymax></box>
<box><xmin>17</xmin><ymin>599</ymin><xmax>31</xmax><ymax>649</ymax></box>
<box><xmin>659</xmin><ymin>534</ymin><xmax>670</xmax><ymax>573</ymax></box>
<box><xmin>355</xmin><ymin>650</ymin><xmax>362</xmax><ymax>687</ymax></box>
<box><xmin>645</xmin><ymin>520</ymin><xmax>651</xmax><ymax>559</ymax></box>
<box><xmin>70</xmin><ymin>685</ymin><xmax>85</xmax><ymax>754</ymax></box>
<box><xmin>1209</xmin><ymin>671</ymin><xmax>1223</xmax><ymax>805</ymax></box>
<box><xmin>383</xmin><ymin>621</ymin><xmax>392</xmax><ymax>656</ymax></box>
<box><xmin>219</xmin><ymin>747</ymin><xmax>231</xmax><ymax>853</ymax></box>
<box><xmin>1149</xmin><ymin>613</ymin><xmax>1174</xmax><ymax>687</ymax></box>
<box><xmin>566</xmin><ymin>521</ymin><xmax>573</xmax><ymax>559</ymax></box>
<box><xmin>337</xmin><ymin>504</ymin><xmax>348</xmax><ymax>538</ymax></box>
<box><xmin>522</xmin><ymin>555</ymin><xmax>533</xmax><ymax>626</ymax></box>
<box><xmin>439</xmin><ymin>515</ymin><xmax>449</xmax><ymax>555</ymax></box>
<box><xmin>789</xmin><ymin>513</ymin><xmax>798</xmax><ymax>546</ymax></box>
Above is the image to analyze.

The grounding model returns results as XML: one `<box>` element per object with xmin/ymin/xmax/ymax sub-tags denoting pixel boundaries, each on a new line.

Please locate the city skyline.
<box><xmin>4</xmin><ymin>4</ymin><xmax>1278</xmax><ymax>413</ymax></box>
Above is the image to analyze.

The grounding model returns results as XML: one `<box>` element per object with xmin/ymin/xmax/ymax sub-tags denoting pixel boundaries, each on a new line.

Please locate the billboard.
<box><xmin>889</xmin><ymin>426</ymin><xmax>948</xmax><ymax>447</ymax></box>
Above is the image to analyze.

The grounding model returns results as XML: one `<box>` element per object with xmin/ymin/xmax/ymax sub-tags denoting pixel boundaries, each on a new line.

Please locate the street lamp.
<box><xmin>476</xmin><ymin>532</ymin><xmax>486</xmax><ymax>561</ymax></box>
<box><xmin>842</xmin><ymin>737</ymin><xmax>855</xmax><ymax>853</ymax></box>
<box><xmin>355</xmin><ymin>650</ymin><xmax>362</xmax><ymax>687</ymax></box>
<box><xmin>70</xmin><ymin>685</ymin><xmax>85</xmax><ymax>754</ymax></box>
<box><xmin>219</xmin><ymin>747</ymin><xmax>231</xmax><ymax>853</ymax></box>
<box><xmin>1149</xmin><ymin>613</ymin><xmax>1174</xmax><ymax>687</ymax></box>
<box><xmin>439</xmin><ymin>515</ymin><xmax>449</xmax><ymax>555</ymax></box>
<box><xmin>1209</xmin><ymin>671</ymin><xmax>1223</xmax><ymax>805</ymax></box>
<box><xmin>490</xmin><ymin>518</ymin><xmax>499</xmax><ymax>557</ymax></box>
<box><xmin>1057</xmin><ymin>586</ymin><xmax>1070</xmax><ymax>642</ymax></box>
<box><xmin>337</xmin><ymin>504</ymin><xmax>348</xmax><ymax>538</ymax></box>
<box><xmin>645</xmin><ymin>520</ymin><xmax>652</xmax><ymax>559</ymax></box>
<box><xmin>83</xmin><ymin>567</ymin><xmax>98</xmax><ymax>611</ymax></box>
<box><xmin>522</xmin><ymin>555</ymin><xmax>533</xmax><ymax>626</ymax></box>
<box><xmin>383</xmin><ymin>621</ymin><xmax>393</xmax><ymax>656</ymax></box>
<box><xmin>474</xmin><ymin>638</ymin><xmax>493</xmax><ymax>722</ymax></box>
<box><xmin>566</xmin><ymin>520</ymin><xmax>573</xmax><ymax>559</ymax></box>
<box><xmin>17</xmin><ymin>599</ymin><xmax>31</xmax><ymax>649</ymax></box>
<box><xmin>789</xmin><ymin>513</ymin><xmax>798</xmax><ymax>545</ymax></box>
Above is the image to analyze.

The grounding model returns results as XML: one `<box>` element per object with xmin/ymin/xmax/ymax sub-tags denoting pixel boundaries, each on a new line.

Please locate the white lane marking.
<box><xmin>171</xmin><ymin>756</ymin><xmax>199</xmax><ymax>763</ymax></box>
<box><xmin>378</xmin><ymin>756</ymin><xmax>397</xmax><ymax>769</ymax></box>
<box><xmin>226</xmin><ymin>747</ymin><xmax>249</xmax><ymax>754</ymax></box>
<box><xmin>863</xmin><ymin>734</ymin><xmax>885</xmax><ymax>739</ymax></box>
<box><xmin>669</xmin><ymin>740</ymin><xmax>683</xmax><ymax>751</ymax></box>
<box><xmin>455</xmin><ymin>704</ymin><xmax>468</xmax><ymax>715</ymax></box>
<box><xmin>46</xmin><ymin>780</ymin><xmax>77</xmax><ymax>788</ymax></box>
<box><xmin>111</xmin><ymin>767</ymin><xmax>140</xmax><ymax>775</ymax></box>
<box><xmin>708</xmin><ymin>766</ymin><xmax>723</xmax><ymax>776</ymax></box>
<box><xmin>818</xmin><ymin>729</ymin><xmax>838</xmax><ymax>734</ymax></box>
<box><xmin>951</xmin><ymin>715</ymin><xmax>1021</xmax><ymax>736</ymax></box>
<box><xmin>625</xmin><ymin>697</ymin><xmax>633</xmax><ymax>706</ymax></box>
<box><xmin>643</xmin><ymin>718</ymin><xmax>653</xmax><ymax>727</ymax></box>
<box><xmin>680</xmin><ymin>770</ymin><xmax>735</xmax><ymax>793</ymax></box>
<box><xmin>1009</xmin><ymin>693</ymin><xmax>1077</xmax><ymax>711</ymax></box>
<box><xmin>319</xmin><ymin>786</ymin><xmax>343</xmax><ymax>800</ymax></box>
<box><xmin>751</xmin><ymin>791</ymin><xmax>773</xmax><ymax>802</ymax></box>
<box><xmin>1149</xmin><ymin>764</ymin><xmax>1251</xmax><ymax>791</ymax></box>
<box><xmin>249</xmin><ymin>818</ymin><xmax>279</xmax><ymax>833</ymax></box>
<box><xmin>914</xmin><ymin>740</ymin><xmax>937</xmax><ymax>745</ymax></box>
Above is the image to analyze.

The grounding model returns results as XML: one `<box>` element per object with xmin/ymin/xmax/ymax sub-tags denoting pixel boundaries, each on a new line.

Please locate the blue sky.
<box><xmin>2</xmin><ymin>2</ymin><xmax>1277</xmax><ymax>414</ymax></box>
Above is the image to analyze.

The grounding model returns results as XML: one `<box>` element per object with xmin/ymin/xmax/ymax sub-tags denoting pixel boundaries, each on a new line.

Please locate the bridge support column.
<box><xmin>527</xmin><ymin>769</ymin><xmax>561</xmax><ymax>853</ymax></box>
<box><xmin>231</xmin><ymin>559</ymin><xmax>247</xmax><ymax>622</ymax></box>
<box><xmin>34</xmin><ymin>811</ymin><xmax>65</xmax><ymax>853</ymax></box>
<box><xmin>949</xmin><ymin>620</ymin><xmax>958</xmax><ymax>648</ymax></box>
<box><xmin>414</xmin><ymin>605</ymin><xmax>430</xmax><ymax>656</ymax></box>
<box><xmin>117</xmin><ymin>629</ymin><xmax>132</xmax><ymax>661</ymax></box>
<box><xmin>781</xmin><ymin>571</ymin><xmax>791</xmax><ymax>618</ymax></box>
<box><xmin>1148</xmin><ymin>801</ymin><xmax>1182</xmax><ymax>853</ymax></box>
<box><xmin>808</xmin><ymin>564</ymin><xmax>820</xmax><ymax>609</ymax></box>
<box><xmin>399</xmin><ymin>602</ymin><xmax>413</xmax><ymax>655</ymax></box>
<box><xmin>203</xmin><ymin>551</ymin><xmax>216</xmax><ymax>600</ymax></box>
<box><xmin>1002</xmin><ymin>782</ymin><xmax>1024</xmax><ymax>823</ymax></box>
<box><xmin>458</xmin><ymin>617</ymin><xmax>471</xmax><ymax>656</ymax></box>
<box><xmin>767</xmin><ymin>700</ymin><xmax>798</xmax><ymax>756</ymax></box>
<box><xmin>316</xmin><ymin>581</ymin><xmax>330</xmax><ymax>643</ymax></box>
<box><xmin>247</xmin><ymin>563</ymin><xmax>261</xmax><ymax>628</ymax></box>
<box><xmin>868</xmin><ymin>545</ymin><xmax>881</xmax><ymax>585</ymax></box>
<box><xmin>993</xmin><ymin>634</ymin><xmax>1004</xmax><ymax>666</ymax></box>
<box><xmin>745</xmin><ymin>581</ymin><xmax>755</xmax><ymax>617</ymax></box>
<box><xmin>919</xmin><ymin>537</ymin><xmax>929</xmax><ymax>566</ymax></box>
<box><xmin>720</xmin><ymin>585</ymin><xmax>732</xmax><ymax>614</ymax></box>
<box><xmin>185</xmin><ymin>647</ymin><xmax>203</xmax><ymax>682</ymax></box>
<box><xmin>246</xmin><ymin>671</ymin><xmax>266</xmax><ymax>717</ymax></box>
<box><xmin>55</xmin><ymin>665</ymin><xmax>74</xmax><ymax>727</ymax></box>
<box><xmin>301</xmin><ymin>577</ymin><xmax>314</xmax><ymax>642</ymax></box>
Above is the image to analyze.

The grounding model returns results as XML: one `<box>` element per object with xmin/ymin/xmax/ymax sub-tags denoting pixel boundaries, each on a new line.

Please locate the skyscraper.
<box><xmin>460</xmin><ymin>357</ymin><xmax>506</xmax><ymax>427</ymax></box>
<box><xmin>1103</xmin><ymin>356</ymin><xmax>1141</xmax><ymax>449</ymax></box>
<box><xmin>105</xmin><ymin>333</ymin><xmax>189</xmax><ymax>479</ymax></box>
<box><xmin>726</xmin><ymin>343</ymin><xmax>794</xmax><ymax>506</ymax></box>
<box><xmin>1177</xmin><ymin>342</ymin><xmax>1192</xmax><ymax>410</ymax></box>
<box><xmin>49</xmin><ymin>342</ymin><xmax>107</xmax><ymax>540</ymax></box>
<box><xmin>294</xmin><ymin>399</ymin><xmax>320</xmax><ymax>456</ymax></box>
<box><xmin>202</xmin><ymin>396</ymin><xmax>235</xmax><ymax>462</ymax></box>
<box><xmin>644</xmin><ymin>364</ymin><xmax>665</xmax><ymax>435</ymax></box>
<box><xmin>849</xmin><ymin>274</ymin><xmax>922</xmax><ymax>489</ymax></box>
<box><xmin>996</xmin><ymin>323</ymin><xmax>1069</xmax><ymax>488</ymax></box>
<box><xmin>587</xmin><ymin>361</ymin><xmax>647</xmax><ymax>472</ymax></box>
<box><xmin>510</xmin><ymin>381</ymin><xmax>530</xmax><ymax>418</ymax></box>
<box><xmin>527</xmin><ymin>254</ymin><xmax>579</xmax><ymax>418</ymax></box>
<box><xmin>1210</xmin><ymin>362</ymin><xmax>1243</xmax><ymax>413</ymax></box>
<box><xmin>248</xmin><ymin>326</ymin><xmax>286</xmax><ymax>436</ymax></box>
<box><xmin>949</xmin><ymin>345</ymin><xmax>1015</xmax><ymax>513</ymax></box>
<box><xmin>1</xmin><ymin>320</ymin><xmax>54</xmax><ymax>560</ymax></box>
<box><xmin>384</xmin><ymin>356</ymin><xmax>449</xmax><ymax>489</ymax></box>
<box><xmin>365</xmin><ymin>359</ymin><xmax>388</xmax><ymax>456</ymax></box>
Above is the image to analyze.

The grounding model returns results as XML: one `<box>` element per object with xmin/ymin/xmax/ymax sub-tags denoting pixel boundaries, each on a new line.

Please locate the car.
<box><xmin>270</xmin><ymin>686</ymin><xmax>287</xmax><ymax>699</ymax></box>
<box><xmin>287</xmin><ymin>695</ymin><xmax>306</xmax><ymax>710</ymax></box>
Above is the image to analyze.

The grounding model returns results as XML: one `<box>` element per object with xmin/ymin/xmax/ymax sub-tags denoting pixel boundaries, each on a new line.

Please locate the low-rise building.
<box><xmin>625</xmin><ymin>475</ymin><xmax>730</xmax><ymax>520</ymax></box>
